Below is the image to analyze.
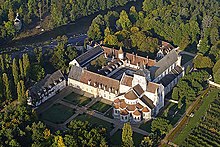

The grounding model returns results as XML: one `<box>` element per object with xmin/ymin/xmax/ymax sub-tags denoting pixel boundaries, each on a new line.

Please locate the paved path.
<box><xmin>40</xmin><ymin>93</ymin><xmax>150</xmax><ymax>137</ymax></box>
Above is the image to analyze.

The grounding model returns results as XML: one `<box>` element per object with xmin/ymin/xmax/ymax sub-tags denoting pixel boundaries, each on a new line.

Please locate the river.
<box><xmin>3</xmin><ymin>0</ymin><xmax>143</xmax><ymax>48</ymax></box>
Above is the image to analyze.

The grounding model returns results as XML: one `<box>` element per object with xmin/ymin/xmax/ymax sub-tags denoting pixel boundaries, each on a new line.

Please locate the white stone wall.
<box><xmin>119</xmin><ymin>84</ymin><xmax>130</xmax><ymax>94</ymax></box>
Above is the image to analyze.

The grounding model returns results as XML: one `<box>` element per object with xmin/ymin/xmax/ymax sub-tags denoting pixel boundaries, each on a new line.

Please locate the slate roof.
<box><xmin>29</xmin><ymin>70</ymin><xmax>65</xmax><ymax>99</ymax></box>
<box><xmin>68</xmin><ymin>66</ymin><xmax>83</xmax><ymax>80</ymax></box>
<box><xmin>140</xmin><ymin>95</ymin><xmax>155</xmax><ymax>109</ymax></box>
<box><xmin>158</xmin><ymin>65</ymin><xmax>183</xmax><ymax>87</ymax></box>
<box><xmin>75</xmin><ymin>46</ymin><xmax>103</xmax><ymax>66</ymax></box>
<box><xmin>133</xmin><ymin>84</ymin><xmax>144</xmax><ymax>96</ymax></box>
<box><xmin>124</xmin><ymin>90</ymin><xmax>138</xmax><ymax>100</ymax></box>
<box><xmin>150</xmin><ymin>50</ymin><xmax>178</xmax><ymax>79</ymax></box>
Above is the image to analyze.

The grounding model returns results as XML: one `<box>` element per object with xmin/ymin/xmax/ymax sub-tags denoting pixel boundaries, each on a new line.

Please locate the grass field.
<box><xmin>110</xmin><ymin>129</ymin><xmax>144</xmax><ymax>146</ymax></box>
<box><xmin>173</xmin><ymin>88</ymin><xmax>219</xmax><ymax>145</ymax></box>
<box><xmin>75</xmin><ymin>114</ymin><xmax>113</xmax><ymax>133</ymax></box>
<box><xmin>39</xmin><ymin>103</ymin><xmax>75</xmax><ymax>124</ymax></box>
<box><xmin>63</xmin><ymin>92</ymin><xmax>91</xmax><ymax>106</ymax></box>
<box><xmin>104</xmin><ymin>108</ymin><xmax>114</xmax><ymax>119</ymax></box>
<box><xmin>90</xmin><ymin>101</ymin><xmax>112</xmax><ymax>113</ymax></box>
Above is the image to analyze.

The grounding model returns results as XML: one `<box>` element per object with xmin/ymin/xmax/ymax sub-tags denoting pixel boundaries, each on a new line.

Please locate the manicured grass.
<box><xmin>104</xmin><ymin>108</ymin><xmax>114</xmax><ymax>119</ymax></box>
<box><xmin>90</xmin><ymin>101</ymin><xmax>112</xmax><ymax>113</ymax></box>
<box><xmin>63</xmin><ymin>92</ymin><xmax>91</xmax><ymax>106</ymax></box>
<box><xmin>110</xmin><ymin>129</ymin><xmax>144</xmax><ymax>146</ymax></box>
<box><xmin>75</xmin><ymin>114</ymin><xmax>113</xmax><ymax>133</ymax></box>
<box><xmin>173</xmin><ymin>88</ymin><xmax>219</xmax><ymax>145</ymax></box>
<box><xmin>40</xmin><ymin>103</ymin><xmax>75</xmax><ymax>124</ymax></box>
<box><xmin>139</xmin><ymin>120</ymin><xmax>152</xmax><ymax>133</ymax></box>
<box><xmin>181</xmin><ymin>54</ymin><xmax>194</xmax><ymax>65</ymax></box>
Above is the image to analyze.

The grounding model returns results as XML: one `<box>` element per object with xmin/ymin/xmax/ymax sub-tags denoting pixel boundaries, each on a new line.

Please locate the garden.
<box><xmin>62</xmin><ymin>92</ymin><xmax>92</xmax><ymax>106</ymax></box>
<box><xmin>90</xmin><ymin>101</ymin><xmax>112</xmax><ymax>113</ymax></box>
<box><xmin>39</xmin><ymin>103</ymin><xmax>75</xmax><ymax>124</ymax></box>
<box><xmin>173</xmin><ymin>88</ymin><xmax>220</xmax><ymax>145</ymax></box>
<box><xmin>74</xmin><ymin>114</ymin><xmax>114</xmax><ymax>133</ymax></box>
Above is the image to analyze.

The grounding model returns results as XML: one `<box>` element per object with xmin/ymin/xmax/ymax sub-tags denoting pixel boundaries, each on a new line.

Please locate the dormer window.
<box><xmin>48</xmin><ymin>85</ymin><xmax>52</xmax><ymax>89</ymax></box>
<box><xmin>88</xmin><ymin>79</ymin><xmax>91</xmax><ymax>85</ymax></box>
<box><xmin>43</xmin><ymin>88</ymin><xmax>46</xmax><ymax>92</ymax></box>
<box><xmin>59</xmin><ymin>78</ymin><xmax>63</xmax><ymax>82</ymax></box>
<box><xmin>54</xmin><ymin>81</ymin><xmax>57</xmax><ymax>85</ymax></box>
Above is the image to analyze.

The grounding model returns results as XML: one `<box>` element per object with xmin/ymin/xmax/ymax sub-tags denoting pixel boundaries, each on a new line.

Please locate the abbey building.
<box><xmin>68</xmin><ymin>43</ymin><xmax>184</xmax><ymax>122</ymax></box>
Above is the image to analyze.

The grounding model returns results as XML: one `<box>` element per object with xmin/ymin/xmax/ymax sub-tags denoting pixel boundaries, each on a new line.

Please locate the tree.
<box><xmin>116</xmin><ymin>10</ymin><xmax>132</xmax><ymax>30</ymax></box>
<box><xmin>87</xmin><ymin>23</ymin><xmax>103</xmax><ymax>41</ymax></box>
<box><xmin>52</xmin><ymin>136</ymin><xmax>65</xmax><ymax>147</ymax></box>
<box><xmin>20</xmin><ymin>80</ymin><xmax>25</xmax><ymax>100</ymax></box>
<box><xmin>193</xmin><ymin>54</ymin><xmax>214</xmax><ymax>69</ymax></box>
<box><xmin>19</xmin><ymin>59</ymin><xmax>24</xmax><ymax>79</ymax></box>
<box><xmin>22</xmin><ymin>53</ymin><xmax>30</xmax><ymax>78</ymax></box>
<box><xmin>140</xmin><ymin>137</ymin><xmax>153</xmax><ymax>147</ymax></box>
<box><xmin>198</xmin><ymin>37</ymin><xmax>210</xmax><ymax>55</ymax></box>
<box><xmin>12</xmin><ymin>58</ymin><xmax>19</xmax><ymax>86</ymax></box>
<box><xmin>151</xmin><ymin>118</ymin><xmax>172</xmax><ymax>135</ymax></box>
<box><xmin>122</xmin><ymin>122</ymin><xmax>134</xmax><ymax>147</ymax></box>
<box><xmin>210</xmin><ymin>27</ymin><xmax>219</xmax><ymax>45</ymax></box>
<box><xmin>213</xmin><ymin>59</ymin><xmax>220</xmax><ymax>74</ymax></box>
<box><xmin>0</xmin><ymin>55</ymin><xmax>4</xmax><ymax>71</ymax></box>
<box><xmin>17</xmin><ymin>81</ymin><xmax>22</xmax><ymax>103</ymax></box>
<box><xmin>172</xmin><ymin>87</ymin><xmax>179</xmax><ymax>101</ymax></box>
<box><xmin>30</xmin><ymin>64</ymin><xmax>45</xmax><ymax>82</ymax></box>
<box><xmin>2</xmin><ymin>73</ymin><xmax>12</xmax><ymax>101</ymax></box>
<box><xmin>214</xmin><ymin>69</ymin><xmax>220</xmax><ymax>84</ymax></box>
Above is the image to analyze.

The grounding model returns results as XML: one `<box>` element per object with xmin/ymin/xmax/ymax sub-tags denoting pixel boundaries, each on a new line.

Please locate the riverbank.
<box><xmin>1</xmin><ymin>0</ymin><xmax>143</xmax><ymax>48</ymax></box>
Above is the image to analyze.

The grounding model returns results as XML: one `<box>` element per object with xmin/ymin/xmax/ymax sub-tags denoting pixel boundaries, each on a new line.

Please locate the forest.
<box><xmin>0</xmin><ymin>0</ymin><xmax>219</xmax><ymax>146</ymax></box>
<box><xmin>0</xmin><ymin>0</ymin><xmax>136</xmax><ymax>44</ymax></box>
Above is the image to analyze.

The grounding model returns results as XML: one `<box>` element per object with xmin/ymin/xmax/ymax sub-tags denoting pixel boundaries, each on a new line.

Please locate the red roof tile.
<box><xmin>124</xmin><ymin>90</ymin><xmax>138</xmax><ymax>100</ymax></box>
<box><xmin>120</xmin><ymin>109</ymin><xmax>129</xmax><ymax>115</ymax></box>
<box><xmin>142</xmin><ymin>107</ymin><xmax>150</xmax><ymax>112</ymax></box>
<box><xmin>133</xmin><ymin>110</ymin><xmax>141</xmax><ymax>116</ymax></box>
<box><xmin>121</xmin><ymin>74</ymin><xmax>133</xmax><ymax>87</ymax></box>
<box><xmin>147</xmin><ymin>82</ymin><xmax>159</xmax><ymax>93</ymax></box>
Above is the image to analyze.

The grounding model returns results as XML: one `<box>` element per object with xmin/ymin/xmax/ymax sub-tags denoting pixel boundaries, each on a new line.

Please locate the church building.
<box><xmin>68</xmin><ymin>44</ymin><xmax>184</xmax><ymax>122</ymax></box>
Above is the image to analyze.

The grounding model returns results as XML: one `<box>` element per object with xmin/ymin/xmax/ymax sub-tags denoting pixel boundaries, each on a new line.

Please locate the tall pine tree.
<box><xmin>22</xmin><ymin>54</ymin><xmax>30</xmax><ymax>78</ymax></box>
<box><xmin>12</xmin><ymin>58</ymin><xmax>19</xmax><ymax>86</ymax></box>
<box><xmin>19</xmin><ymin>59</ymin><xmax>24</xmax><ymax>79</ymax></box>
<box><xmin>2</xmin><ymin>73</ymin><xmax>12</xmax><ymax>101</ymax></box>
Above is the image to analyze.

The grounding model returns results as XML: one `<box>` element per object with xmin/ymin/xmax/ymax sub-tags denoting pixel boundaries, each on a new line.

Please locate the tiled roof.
<box><xmin>150</xmin><ymin>50</ymin><xmax>178</xmax><ymax>79</ymax></box>
<box><xmin>140</xmin><ymin>95</ymin><xmax>155</xmax><ymax>109</ymax></box>
<box><xmin>133</xmin><ymin>110</ymin><xmax>141</xmax><ymax>116</ymax></box>
<box><xmin>126</xmin><ymin>104</ymin><xmax>136</xmax><ymax>111</ymax></box>
<box><xmin>114</xmin><ymin>98</ymin><xmax>120</xmax><ymax>103</ymax></box>
<box><xmin>102</xmin><ymin>46</ymin><xmax>156</xmax><ymax>67</ymax></box>
<box><xmin>114</xmin><ymin>104</ymin><xmax>120</xmax><ymax>109</ymax></box>
<box><xmin>133</xmin><ymin>84</ymin><xmax>144</xmax><ymax>96</ymax></box>
<box><xmin>121</xmin><ymin>74</ymin><xmax>133</xmax><ymax>87</ymax></box>
<box><xmin>80</xmin><ymin>70</ymin><xmax>120</xmax><ymax>92</ymax></box>
<box><xmin>75</xmin><ymin>46</ymin><xmax>103</xmax><ymax>66</ymax></box>
<box><xmin>120</xmin><ymin>100</ymin><xmax>127</xmax><ymax>109</ymax></box>
<box><xmin>120</xmin><ymin>109</ymin><xmax>129</xmax><ymax>115</ymax></box>
<box><xmin>136</xmin><ymin>103</ymin><xmax>144</xmax><ymax>109</ymax></box>
<box><xmin>147</xmin><ymin>82</ymin><xmax>159</xmax><ymax>93</ymax></box>
<box><xmin>142</xmin><ymin>107</ymin><xmax>150</xmax><ymax>112</ymax></box>
<box><xmin>124</xmin><ymin>90</ymin><xmax>138</xmax><ymax>100</ymax></box>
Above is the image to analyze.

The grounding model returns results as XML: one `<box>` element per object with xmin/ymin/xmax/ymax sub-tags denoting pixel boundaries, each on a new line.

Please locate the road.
<box><xmin>10</xmin><ymin>34</ymin><xmax>87</xmax><ymax>58</ymax></box>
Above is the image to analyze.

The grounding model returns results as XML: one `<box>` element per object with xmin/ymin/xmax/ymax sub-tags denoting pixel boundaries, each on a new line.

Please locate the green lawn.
<box><xmin>63</xmin><ymin>92</ymin><xmax>91</xmax><ymax>106</ymax></box>
<box><xmin>173</xmin><ymin>88</ymin><xmax>220</xmax><ymax>145</ymax></box>
<box><xmin>90</xmin><ymin>101</ymin><xmax>112</xmax><ymax>113</ymax></box>
<box><xmin>75</xmin><ymin>114</ymin><xmax>113</xmax><ymax>133</ymax></box>
<box><xmin>110</xmin><ymin>129</ymin><xmax>144</xmax><ymax>146</ymax></box>
<box><xmin>104</xmin><ymin>108</ymin><xmax>114</xmax><ymax>119</ymax></box>
<box><xmin>39</xmin><ymin>103</ymin><xmax>75</xmax><ymax>124</ymax></box>
<box><xmin>139</xmin><ymin>120</ymin><xmax>152</xmax><ymax>133</ymax></box>
<box><xmin>181</xmin><ymin>54</ymin><xmax>194</xmax><ymax>65</ymax></box>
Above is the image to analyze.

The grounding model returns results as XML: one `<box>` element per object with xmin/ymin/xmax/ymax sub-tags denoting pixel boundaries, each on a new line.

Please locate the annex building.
<box><xmin>68</xmin><ymin>43</ymin><xmax>184</xmax><ymax>122</ymax></box>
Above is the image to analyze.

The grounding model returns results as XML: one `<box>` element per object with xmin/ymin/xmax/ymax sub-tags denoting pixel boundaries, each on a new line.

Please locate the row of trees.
<box><xmin>182</xmin><ymin>93</ymin><xmax>220</xmax><ymax>146</ymax></box>
<box><xmin>0</xmin><ymin>0</ymin><xmax>136</xmax><ymax>43</ymax></box>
